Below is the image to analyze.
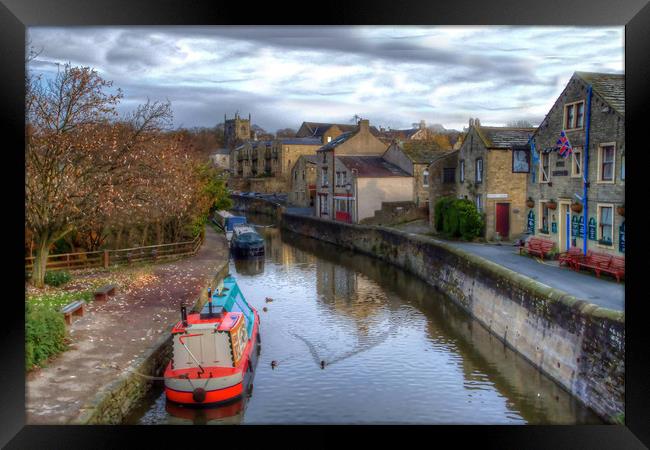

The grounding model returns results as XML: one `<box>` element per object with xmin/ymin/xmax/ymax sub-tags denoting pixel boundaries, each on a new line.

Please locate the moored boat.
<box><xmin>231</xmin><ymin>225</ymin><xmax>265</xmax><ymax>257</ymax></box>
<box><xmin>213</xmin><ymin>210</ymin><xmax>247</xmax><ymax>241</ymax></box>
<box><xmin>164</xmin><ymin>276</ymin><xmax>260</xmax><ymax>406</ymax></box>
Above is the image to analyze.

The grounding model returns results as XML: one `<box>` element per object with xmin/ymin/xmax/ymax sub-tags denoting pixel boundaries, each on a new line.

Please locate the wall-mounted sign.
<box><xmin>527</xmin><ymin>210</ymin><xmax>535</xmax><ymax>234</ymax></box>
<box><xmin>552</xmin><ymin>170</ymin><xmax>569</xmax><ymax>176</ymax></box>
<box><xmin>579</xmin><ymin>216</ymin><xmax>585</xmax><ymax>238</ymax></box>
<box><xmin>571</xmin><ymin>215</ymin><xmax>579</xmax><ymax>237</ymax></box>
<box><xmin>487</xmin><ymin>193</ymin><xmax>508</xmax><ymax>199</ymax></box>
<box><xmin>555</xmin><ymin>161</ymin><xmax>566</xmax><ymax>167</ymax></box>
<box><xmin>512</xmin><ymin>146</ymin><xmax>530</xmax><ymax>173</ymax></box>
<box><xmin>551</xmin><ymin>222</ymin><xmax>557</xmax><ymax>233</ymax></box>
<box><xmin>619</xmin><ymin>221</ymin><xmax>625</xmax><ymax>253</ymax></box>
<box><xmin>588</xmin><ymin>217</ymin><xmax>597</xmax><ymax>241</ymax></box>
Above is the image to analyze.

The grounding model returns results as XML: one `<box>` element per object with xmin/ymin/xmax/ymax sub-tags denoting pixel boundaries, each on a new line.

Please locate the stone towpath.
<box><xmin>26</xmin><ymin>226</ymin><xmax>229</xmax><ymax>425</ymax></box>
<box><xmin>393</xmin><ymin>219</ymin><xmax>624</xmax><ymax>312</ymax></box>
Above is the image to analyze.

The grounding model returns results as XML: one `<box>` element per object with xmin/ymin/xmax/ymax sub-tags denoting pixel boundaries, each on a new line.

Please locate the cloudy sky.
<box><xmin>27</xmin><ymin>26</ymin><xmax>624</xmax><ymax>132</ymax></box>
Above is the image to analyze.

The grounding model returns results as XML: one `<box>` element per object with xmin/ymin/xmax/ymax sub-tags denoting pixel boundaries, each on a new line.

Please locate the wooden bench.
<box><xmin>573</xmin><ymin>250</ymin><xmax>612</xmax><ymax>278</ymax></box>
<box><xmin>559</xmin><ymin>246</ymin><xmax>583</xmax><ymax>267</ymax></box>
<box><xmin>601</xmin><ymin>256</ymin><xmax>625</xmax><ymax>282</ymax></box>
<box><xmin>519</xmin><ymin>237</ymin><xmax>555</xmax><ymax>259</ymax></box>
<box><xmin>61</xmin><ymin>300</ymin><xmax>85</xmax><ymax>325</ymax></box>
<box><xmin>94</xmin><ymin>284</ymin><xmax>117</xmax><ymax>302</ymax></box>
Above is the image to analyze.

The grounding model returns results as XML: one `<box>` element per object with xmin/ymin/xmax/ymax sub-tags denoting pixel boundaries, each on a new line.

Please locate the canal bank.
<box><xmin>26</xmin><ymin>226</ymin><xmax>230</xmax><ymax>425</ymax></box>
<box><xmin>231</xmin><ymin>195</ymin><xmax>624</xmax><ymax>423</ymax></box>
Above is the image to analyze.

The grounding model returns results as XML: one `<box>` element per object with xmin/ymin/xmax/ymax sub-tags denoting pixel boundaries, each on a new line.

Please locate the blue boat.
<box><xmin>213</xmin><ymin>210</ymin><xmax>247</xmax><ymax>241</ymax></box>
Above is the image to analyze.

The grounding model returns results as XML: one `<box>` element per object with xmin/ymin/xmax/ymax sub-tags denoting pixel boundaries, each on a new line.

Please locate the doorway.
<box><xmin>559</xmin><ymin>201</ymin><xmax>571</xmax><ymax>251</ymax></box>
<box><xmin>496</xmin><ymin>203</ymin><xmax>510</xmax><ymax>240</ymax></box>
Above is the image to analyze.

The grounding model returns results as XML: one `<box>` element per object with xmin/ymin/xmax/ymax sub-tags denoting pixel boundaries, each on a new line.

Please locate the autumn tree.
<box><xmin>25</xmin><ymin>63</ymin><xmax>172</xmax><ymax>287</ymax></box>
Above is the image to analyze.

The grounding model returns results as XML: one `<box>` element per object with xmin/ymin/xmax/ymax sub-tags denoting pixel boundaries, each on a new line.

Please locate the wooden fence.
<box><xmin>25</xmin><ymin>234</ymin><xmax>203</xmax><ymax>273</ymax></box>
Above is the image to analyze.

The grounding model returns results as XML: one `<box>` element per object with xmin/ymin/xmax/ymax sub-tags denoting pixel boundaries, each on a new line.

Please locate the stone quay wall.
<box><xmin>231</xmin><ymin>194</ymin><xmax>624</xmax><ymax>422</ymax></box>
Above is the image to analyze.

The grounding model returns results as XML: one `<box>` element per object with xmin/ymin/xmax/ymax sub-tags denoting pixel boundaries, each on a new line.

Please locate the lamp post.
<box><xmin>345</xmin><ymin>182</ymin><xmax>352</xmax><ymax>223</ymax></box>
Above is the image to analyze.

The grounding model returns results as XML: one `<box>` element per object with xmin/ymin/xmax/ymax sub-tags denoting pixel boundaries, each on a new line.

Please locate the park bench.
<box><xmin>94</xmin><ymin>284</ymin><xmax>117</xmax><ymax>302</ymax></box>
<box><xmin>61</xmin><ymin>300</ymin><xmax>85</xmax><ymax>325</ymax></box>
<box><xmin>559</xmin><ymin>246</ymin><xmax>583</xmax><ymax>268</ymax></box>
<box><xmin>573</xmin><ymin>250</ymin><xmax>612</xmax><ymax>276</ymax></box>
<box><xmin>519</xmin><ymin>237</ymin><xmax>555</xmax><ymax>259</ymax></box>
<box><xmin>601</xmin><ymin>256</ymin><xmax>625</xmax><ymax>282</ymax></box>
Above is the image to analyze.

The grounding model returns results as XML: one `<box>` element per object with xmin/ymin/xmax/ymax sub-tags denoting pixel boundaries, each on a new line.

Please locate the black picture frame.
<box><xmin>512</xmin><ymin>146</ymin><xmax>531</xmax><ymax>173</ymax></box>
<box><xmin>3</xmin><ymin>0</ymin><xmax>648</xmax><ymax>448</ymax></box>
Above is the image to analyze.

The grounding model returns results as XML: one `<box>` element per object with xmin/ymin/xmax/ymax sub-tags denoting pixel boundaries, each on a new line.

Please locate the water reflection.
<box><xmin>127</xmin><ymin>211</ymin><xmax>603</xmax><ymax>425</ymax></box>
<box><xmin>233</xmin><ymin>256</ymin><xmax>265</xmax><ymax>276</ymax></box>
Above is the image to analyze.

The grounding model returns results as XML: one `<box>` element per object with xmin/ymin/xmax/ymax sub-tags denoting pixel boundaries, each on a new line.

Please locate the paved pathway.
<box><xmin>26</xmin><ymin>226</ymin><xmax>229</xmax><ymax>424</ymax></box>
<box><xmin>393</xmin><ymin>220</ymin><xmax>624</xmax><ymax>312</ymax></box>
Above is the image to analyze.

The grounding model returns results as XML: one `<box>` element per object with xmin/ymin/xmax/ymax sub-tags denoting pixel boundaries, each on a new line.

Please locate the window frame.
<box><xmin>460</xmin><ymin>159</ymin><xmax>465</xmax><ymax>183</ymax></box>
<box><xmin>564</xmin><ymin>100</ymin><xmax>585</xmax><ymax>131</ymax></box>
<box><xmin>422</xmin><ymin>169</ymin><xmax>430</xmax><ymax>187</ymax></box>
<box><xmin>571</xmin><ymin>147</ymin><xmax>583</xmax><ymax>178</ymax></box>
<box><xmin>597</xmin><ymin>142</ymin><xmax>616</xmax><ymax>183</ymax></box>
<box><xmin>442</xmin><ymin>168</ymin><xmax>455</xmax><ymax>184</ymax></box>
<box><xmin>540</xmin><ymin>152</ymin><xmax>550</xmax><ymax>183</ymax></box>
<box><xmin>597</xmin><ymin>203</ymin><xmax>615</xmax><ymax>247</ymax></box>
<box><xmin>475</xmin><ymin>157</ymin><xmax>483</xmax><ymax>183</ymax></box>
<box><xmin>538</xmin><ymin>200</ymin><xmax>551</xmax><ymax>235</ymax></box>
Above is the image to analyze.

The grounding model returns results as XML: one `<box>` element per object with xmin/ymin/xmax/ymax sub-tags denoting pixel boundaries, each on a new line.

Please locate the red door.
<box><xmin>496</xmin><ymin>203</ymin><xmax>510</xmax><ymax>239</ymax></box>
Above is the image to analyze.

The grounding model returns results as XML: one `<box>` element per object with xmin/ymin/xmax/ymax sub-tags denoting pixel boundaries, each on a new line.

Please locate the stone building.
<box><xmin>289</xmin><ymin>155</ymin><xmax>318</xmax><ymax>207</ymax></box>
<box><xmin>376</xmin><ymin>120</ymin><xmax>433</xmax><ymax>143</ymax></box>
<box><xmin>527</xmin><ymin>71</ymin><xmax>624</xmax><ymax>256</ymax></box>
<box><xmin>224</xmin><ymin>112</ymin><xmax>251</xmax><ymax>149</ymax></box>
<box><xmin>296</xmin><ymin>121</ymin><xmax>381</xmax><ymax>145</ymax></box>
<box><xmin>231</xmin><ymin>137</ymin><xmax>322</xmax><ymax>192</ymax></box>
<box><xmin>429</xmin><ymin>119</ymin><xmax>535</xmax><ymax>241</ymax></box>
<box><xmin>426</xmin><ymin>150</ymin><xmax>459</xmax><ymax>228</ymax></box>
<box><xmin>315</xmin><ymin>120</ymin><xmax>404</xmax><ymax>223</ymax></box>
<box><xmin>382</xmin><ymin>139</ymin><xmax>451</xmax><ymax>208</ymax></box>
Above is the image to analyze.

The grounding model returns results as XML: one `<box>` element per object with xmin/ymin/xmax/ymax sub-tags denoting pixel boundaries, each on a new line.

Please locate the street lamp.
<box><xmin>345</xmin><ymin>182</ymin><xmax>352</xmax><ymax>223</ymax></box>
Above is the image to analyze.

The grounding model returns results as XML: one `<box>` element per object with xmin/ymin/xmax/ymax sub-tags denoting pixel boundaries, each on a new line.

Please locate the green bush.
<box><xmin>435</xmin><ymin>197</ymin><xmax>485</xmax><ymax>240</ymax></box>
<box><xmin>44</xmin><ymin>270</ymin><xmax>72</xmax><ymax>287</ymax></box>
<box><xmin>25</xmin><ymin>302</ymin><xmax>67</xmax><ymax>371</ymax></box>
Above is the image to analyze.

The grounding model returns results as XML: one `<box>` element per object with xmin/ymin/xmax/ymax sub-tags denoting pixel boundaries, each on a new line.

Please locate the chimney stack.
<box><xmin>475</xmin><ymin>118</ymin><xmax>481</xmax><ymax>127</ymax></box>
<box><xmin>358</xmin><ymin>119</ymin><xmax>369</xmax><ymax>133</ymax></box>
<box><xmin>469</xmin><ymin>118</ymin><xmax>474</xmax><ymax>127</ymax></box>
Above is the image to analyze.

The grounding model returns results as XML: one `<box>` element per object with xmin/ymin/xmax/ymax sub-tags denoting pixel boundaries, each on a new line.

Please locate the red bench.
<box><xmin>519</xmin><ymin>237</ymin><xmax>555</xmax><ymax>259</ymax></box>
<box><xmin>559</xmin><ymin>246</ymin><xmax>583</xmax><ymax>267</ymax></box>
<box><xmin>573</xmin><ymin>250</ymin><xmax>624</xmax><ymax>282</ymax></box>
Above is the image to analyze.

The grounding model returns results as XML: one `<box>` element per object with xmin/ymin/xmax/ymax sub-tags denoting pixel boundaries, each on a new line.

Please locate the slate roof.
<box><xmin>475</xmin><ymin>126</ymin><xmax>535</xmax><ymax>149</ymax></box>
<box><xmin>276</xmin><ymin>137</ymin><xmax>322</xmax><ymax>146</ymax></box>
<box><xmin>316</xmin><ymin>131</ymin><xmax>355</xmax><ymax>152</ymax></box>
<box><xmin>301</xmin><ymin>121</ymin><xmax>381</xmax><ymax>137</ymax></box>
<box><xmin>429</xmin><ymin>149</ymin><xmax>459</xmax><ymax>166</ymax></box>
<box><xmin>300</xmin><ymin>155</ymin><xmax>319</xmax><ymax>164</ymax></box>
<box><xmin>336</xmin><ymin>156</ymin><xmax>410</xmax><ymax>178</ymax></box>
<box><xmin>397</xmin><ymin>140</ymin><xmax>449</xmax><ymax>164</ymax></box>
<box><xmin>378</xmin><ymin>128</ymin><xmax>422</xmax><ymax>140</ymax></box>
<box><xmin>576</xmin><ymin>72</ymin><xmax>625</xmax><ymax>116</ymax></box>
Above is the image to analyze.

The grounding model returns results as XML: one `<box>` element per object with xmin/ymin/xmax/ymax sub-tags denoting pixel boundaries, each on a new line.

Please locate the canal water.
<box><xmin>125</xmin><ymin>212</ymin><xmax>602</xmax><ymax>425</ymax></box>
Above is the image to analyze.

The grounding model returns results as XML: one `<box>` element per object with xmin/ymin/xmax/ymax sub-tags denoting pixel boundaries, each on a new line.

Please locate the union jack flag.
<box><xmin>556</xmin><ymin>130</ymin><xmax>573</xmax><ymax>158</ymax></box>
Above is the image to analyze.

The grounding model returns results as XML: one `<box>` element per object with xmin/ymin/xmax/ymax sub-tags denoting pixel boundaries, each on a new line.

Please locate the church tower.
<box><xmin>224</xmin><ymin>112</ymin><xmax>252</xmax><ymax>149</ymax></box>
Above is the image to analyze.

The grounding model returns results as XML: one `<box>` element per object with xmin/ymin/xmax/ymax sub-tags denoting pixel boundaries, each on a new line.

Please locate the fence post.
<box><xmin>104</xmin><ymin>250</ymin><xmax>109</xmax><ymax>269</ymax></box>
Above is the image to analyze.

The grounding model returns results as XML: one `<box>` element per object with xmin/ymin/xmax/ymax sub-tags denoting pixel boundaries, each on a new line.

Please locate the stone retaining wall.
<box><xmin>74</xmin><ymin>262</ymin><xmax>230</xmax><ymax>425</ymax></box>
<box><xmin>231</xmin><ymin>195</ymin><xmax>624</xmax><ymax>422</ymax></box>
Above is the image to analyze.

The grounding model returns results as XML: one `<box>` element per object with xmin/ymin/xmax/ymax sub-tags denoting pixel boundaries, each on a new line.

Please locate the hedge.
<box><xmin>435</xmin><ymin>197</ymin><xmax>485</xmax><ymax>240</ymax></box>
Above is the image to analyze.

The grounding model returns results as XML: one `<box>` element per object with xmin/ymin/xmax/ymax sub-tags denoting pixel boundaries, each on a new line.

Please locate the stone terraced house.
<box><xmin>527</xmin><ymin>71</ymin><xmax>624</xmax><ymax>256</ymax></box>
<box><xmin>429</xmin><ymin>118</ymin><xmax>535</xmax><ymax>241</ymax></box>
<box><xmin>288</xmin><ymin>154</ymin><xmax>318</xmax><ymax>207</ymax></box>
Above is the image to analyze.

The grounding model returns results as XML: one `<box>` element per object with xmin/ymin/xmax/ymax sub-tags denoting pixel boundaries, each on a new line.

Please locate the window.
<box><xmin>336</xmin><ymin>171</ymin><xmax>341</xmax><ymax>186</ymax></box>
<box><xmin>322</xmin><ymin>168</ymin><xmax>329</xmax><ymax>186</ymax></box>
<box><xmin>475</xmin><ymin>194</ymin><xmax>482</xmax><ymax>212</ymax></box>
<box><xmin>327</xmin><ymin>136</ymin><xmax>332</xmax><ymax>143</ymax></box>
<box><xmin>598</xmin><ymin>144</ymin><xmax>615</xmax><ymax>182</ymax></box>
<box><xmin>475</xmin><ymin>158</ymin><xmax>483</xmax><ymax>183</ymax></box>
<box><xmin>598</xmin><ymin>205</ymin><xmax>613</xmax><ymax>245</ymax></box>
<box><xmin>564</xmin><ymin>101</ymin><xmax>585</xmax><ymax>130</ymax></box>
<box><xmin>423</xmin><ymin>170</ymin><xmax>430</xmax><ymax>187</ymax></box>
<box><xmin>540</xmin><ymin>202</ymin><xmax>550</xmax><ymax>234</ymax></box>
<box><xmin>342</xmin><ymin>171</ymin><xmax>347</xmax><ymax>185</ymax></box>
<box><xmin>442</xmin><ymin>168</ymin><xmax>455</xmax><ymax>184</ymax></box>
<box><xmin>571</xmin><ymin>147</ymin><xmax>583</xmax><ymax>178</ymax></box>
<box><xmin>322</xmin><ymin>152</ymin><xmax>327</xmax><ymax>163</ymax></box>
<box><xmin>460</xmin><ymin>160</ymin><xmax>465</xmax><ymax>183</ymax></box>
<box><xmin>621</xmin><ymin>154</ymin><xmax>625</xmax><ymax>181</ymax></box>
<box><xmin>540</xmin><ymin>152</ymin><xmax>550</xmax><ymax>183</ymax></box>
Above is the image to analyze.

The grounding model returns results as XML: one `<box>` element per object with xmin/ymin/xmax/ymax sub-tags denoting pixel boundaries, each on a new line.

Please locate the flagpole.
<box><xmin>583</xmin><ymin>85</ymin><xmax>592</xmax><ymax>255</ymax></box>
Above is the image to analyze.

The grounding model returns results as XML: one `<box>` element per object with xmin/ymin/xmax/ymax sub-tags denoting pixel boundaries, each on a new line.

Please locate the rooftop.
<box><xmin>397</xmin><ymin>140</ymin><xmax>450</xmax><ymax>163</ymax></box>
<box><xmin>316</xmin><ymin>131</ymin><xmax>355</xmax><ymax>152</ymax></box>
<box><xmin>575</xmin><ymin>71</ymin><xmax>625</xmax><ymax>116</ymax></box>
<box><xmin>276</xmin><ymin>137</ymin><xmax>322</xmax><ymax>146</ymax></box>
<box><xmin>337</xmin><ymin>156</ymin><xmax>410</xmax><ymax>178</ymax></box>
<box><xmin>476</xmin><ymin>126</ymin><xmax>535</xmax><ymax>149</ymax></box>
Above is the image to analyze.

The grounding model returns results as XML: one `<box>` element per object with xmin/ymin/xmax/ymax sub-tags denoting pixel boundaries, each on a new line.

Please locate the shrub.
<box><xmin>435</xmin><ymin>197</ymin><xmax>485</xmax><ymax>240</ymax></box>
<box><xmin>25</xmin><ymin>302</ymin><xmax>67</xmax><ymax>371</ymax></box>
<box><xmin>44</xmin><ymin>270</ymin><xmax>72</xmax><ymax>287</ymax></box>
